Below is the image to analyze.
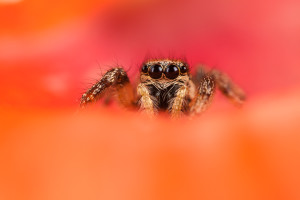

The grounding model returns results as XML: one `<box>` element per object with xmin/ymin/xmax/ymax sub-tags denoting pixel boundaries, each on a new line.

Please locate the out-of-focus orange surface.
<box><xmin>1</xmin><ymin>92</ymin><xmax>300</xmax><ymax>200</ymax></box>
<box><xmin>1</xmin><ymin>0</ymin><xmax>300</xmax><ymax>199</ymax></box>
<box><xmin>1</xmin><ymin>0</ymin><xmax>300</xmax><ymax>108</ymax></box>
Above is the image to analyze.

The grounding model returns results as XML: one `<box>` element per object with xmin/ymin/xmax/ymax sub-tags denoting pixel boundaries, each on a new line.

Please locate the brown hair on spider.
<box><xmin>80</xmin><ymin>58</ymin><xmax>245</xmax><ymax>118</ymax></box>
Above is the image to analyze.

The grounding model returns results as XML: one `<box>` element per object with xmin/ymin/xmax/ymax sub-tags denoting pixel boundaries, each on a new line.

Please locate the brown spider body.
<box><xmin>80</xmin><ymin>59</ymin><xmax>245</xmax><ymax>118</ymax></box>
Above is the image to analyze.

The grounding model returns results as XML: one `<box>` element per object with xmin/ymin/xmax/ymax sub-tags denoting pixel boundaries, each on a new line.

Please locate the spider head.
<box><xmin>140</xmin><ymin>59</ymin><xmax>189</xmax><ymax>86</ymax></box>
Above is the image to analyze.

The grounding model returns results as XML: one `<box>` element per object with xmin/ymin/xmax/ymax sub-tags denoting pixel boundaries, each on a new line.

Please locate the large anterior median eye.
<box><xmin>165</xmin><ymin>64</ymin><xmax>179</xmax><ymax>79</ymax></box>
<box><xmin>149</xmin><ymin>64</ymin><xmax>163</xmax><ymax>79</ymax></box>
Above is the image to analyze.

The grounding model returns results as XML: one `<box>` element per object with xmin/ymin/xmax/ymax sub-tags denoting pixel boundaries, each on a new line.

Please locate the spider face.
<box><xmin>139</xmin><ymin>59</ymin><xmax>192</xmax><ymax>111</ymax></box>
<box><xmin>80</xmin><ymin>58</ymin><xmax>245</xmax><ymax>118</ymax></box>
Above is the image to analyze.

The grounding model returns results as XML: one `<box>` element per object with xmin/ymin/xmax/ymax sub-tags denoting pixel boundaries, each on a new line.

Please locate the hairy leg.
<box><xmin>170</xmin><ymin>85</ymin><xmax>188</xmax><ymax>119</ymax></box>
<box><xmin>193</xmin><ymin>66</ymin><xmax>246</xmax><ymax>106</ymax></box>
<box><xmin>80</xmin><ymin>68</ymin><xmax>135</xmax><ymax>108</ymax></box>
<box><xmin>211</xmin><ymin>69</ymin><xmax>246</xmax><ymax>105</ymax></box>
<box><xmin>189</xmin><ymin>75</ymin><xmax>216</xmax><ymax>116</ymax></box>
<box><xmin>137</xmin><ymin>83</ymin><xmax>155</xmax><ymax>116</ymax></box>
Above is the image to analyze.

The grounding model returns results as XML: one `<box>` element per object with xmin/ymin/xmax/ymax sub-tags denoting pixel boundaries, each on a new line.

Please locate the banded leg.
<box><xmin>137</xmin><ymin>83</ymin><xmax>155</xmax><ymax>117</ymax></box>
<box><xmin>80</xmin><ymin>68</ymin><xmax>135</xmax><ymax>108</ymax></box>
<box><xmin>211</xmin><ymin>69</ymin><xmax>246</xmax><ymax>105</ymax></box>
<box><xmin>194</xmin><ymin>66</ymin><xmax>246</xmax><ymax>106</ymax></box>
<box><xmin>189</xmin><ymin>75</ymin><xmax>216</xmax><ymax>116</ymax></box>
<box><xmin>170</xmin><ymin>85</ymin><xmax>188</xmax><ymax>119</ymax></box>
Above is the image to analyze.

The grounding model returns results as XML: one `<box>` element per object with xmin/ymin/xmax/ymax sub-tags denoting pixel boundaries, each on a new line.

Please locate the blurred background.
<box><xmin>0</xmin><ymin>0</ymin><xmax>300</xmax><ymax>199</ymax></box>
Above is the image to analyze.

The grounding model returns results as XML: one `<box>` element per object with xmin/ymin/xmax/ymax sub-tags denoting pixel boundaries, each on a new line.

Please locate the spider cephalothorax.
<box><xmin>80</xmin><ymin>59</ymin><xmax>245</xmax><ymax>118</ymax></box>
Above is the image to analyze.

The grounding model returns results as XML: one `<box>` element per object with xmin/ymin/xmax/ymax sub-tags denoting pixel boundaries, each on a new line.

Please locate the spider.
<box><xmin>80</xmin><ymin>59</ymin><xmax>245</xmax><ymax>118</ymax></box>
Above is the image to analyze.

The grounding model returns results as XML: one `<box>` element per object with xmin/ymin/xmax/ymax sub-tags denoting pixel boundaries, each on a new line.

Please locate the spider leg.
<box><xmin>137</xmin><ymin>83</ymin><xmax>155</xmax><ymax>116</ymax></box>
<box><xmin>211</xmin><ymin>69</ymin><xmax>246</xmax><ymax>105</ymax></box>
<box><xmin>80</xmin><ymin>68</ymin><xmax>135</xmax><ymax>108</ymax></box>
<box><xmin>189</xmin><ymin>75</ymin><xmax>216</xmax><ymax>116</ymax></box>
<box><xmin>193</xmin><ymin>66</ymin><xmax>246</xmax><ymax>106</ymax></box>
<box><xmin>170</xmin><ymin>85</ymin><xmax>188</xmax><ymax>119</ymax></box>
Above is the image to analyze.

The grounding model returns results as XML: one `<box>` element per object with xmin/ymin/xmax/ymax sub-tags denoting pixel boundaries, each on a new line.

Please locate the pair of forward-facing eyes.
<box><xmin>141</xmin><ymin>63</ymin><xmax>189</xmax><ymax>79</ymax></box>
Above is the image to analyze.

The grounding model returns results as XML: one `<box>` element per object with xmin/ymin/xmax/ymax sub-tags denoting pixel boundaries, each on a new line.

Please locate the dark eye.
<box><xmin>141</xmin><ymin>65</ymin><xmax>148</xmax><ymax>73</ymax></box>
<box><xmin>180</xmin><ymin>64</ymin><xmax>188</xmax><ymax>74</ymax></box>
<box><xmin>149</xmin><ymin>64</ymin><xmax>163</xmax><ymax>79</ymax></box>
<box><xmin>165</xmin><ymin>64</ymin><xmax>179</xmax><ymax>79</ymax></box>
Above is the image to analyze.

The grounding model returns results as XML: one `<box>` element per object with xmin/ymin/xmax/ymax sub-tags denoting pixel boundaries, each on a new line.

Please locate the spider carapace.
<box><xmin>80</xmin><ymin>59</ymin><xmax>245</xmax><ymax>118</ymax></box>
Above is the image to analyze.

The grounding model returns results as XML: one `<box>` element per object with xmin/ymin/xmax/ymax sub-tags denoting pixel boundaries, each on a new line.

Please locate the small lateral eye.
<box><xmin>141</xmin><ymin>65</ymin><xmax>148</xmax><ymax>73</ymax></box>
<box><xmin>149</xmin><ymin>64</ymin><xmax>163</xmax><ymax>79</ymax></box>
<box><xmin>180</xmin><ymin>64</ymin><xmax>188</xmax><ymax>74</ymax></box>
<box><xmin>165</xmin><ymin>64</ymin><xmax>179</xmax><ymax>79</ymax></box>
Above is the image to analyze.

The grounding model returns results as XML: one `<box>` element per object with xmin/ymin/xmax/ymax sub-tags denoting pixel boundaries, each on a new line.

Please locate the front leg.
<box><xmin>80</xmin><ymin>68</ymin><xmax>135</xmax><ymax>108</ymax></box>
<box><xmin>189</xmin><ymin>75</ymin><xmax>216</xmax><ymax>116</ymax></box>
<box><xmin>137</xmin><ymin>83</ymin><xmax>155</xmax><ymax>117</ymax></box>
<box><xmin>170</xmin><ymin>85</ymin><xmax>188</xmax><ymax>119</ymax></box>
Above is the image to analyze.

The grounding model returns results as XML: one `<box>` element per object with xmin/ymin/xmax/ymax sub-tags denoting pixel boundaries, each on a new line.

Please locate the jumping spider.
<box><xmin>80</xmin><ymin>59</ymin><xmax>245</xmax><ymax>118</ymax></box>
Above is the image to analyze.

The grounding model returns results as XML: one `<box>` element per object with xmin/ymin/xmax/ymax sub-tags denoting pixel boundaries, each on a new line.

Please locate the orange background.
<box><xmin>0</xmin><ymin>0</ymin><xmax>300</xmax><ymax>199</ymax></box>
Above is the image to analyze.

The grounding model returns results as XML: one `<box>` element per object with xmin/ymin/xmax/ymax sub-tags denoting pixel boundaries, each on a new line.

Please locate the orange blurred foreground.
<box><xmin>0</xmin><ymin>90</ymin><xmax>299</xmax><ymax>200</ymax></box>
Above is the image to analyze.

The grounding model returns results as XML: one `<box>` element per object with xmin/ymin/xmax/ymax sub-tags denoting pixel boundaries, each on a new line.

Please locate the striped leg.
<box><xmin>211</xmin><ymin>69</ymin><xmax>246</xmax><ymax>106</ymax></box>
<box><xmin>189</xmin><ymin>75</ymin><xmax>216</xmax><ymax>116</ymax></box>
<box><xmin>80</xmin><ymin>68</ymin><xmax>135</xmax><ymax>108</ymax></box>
